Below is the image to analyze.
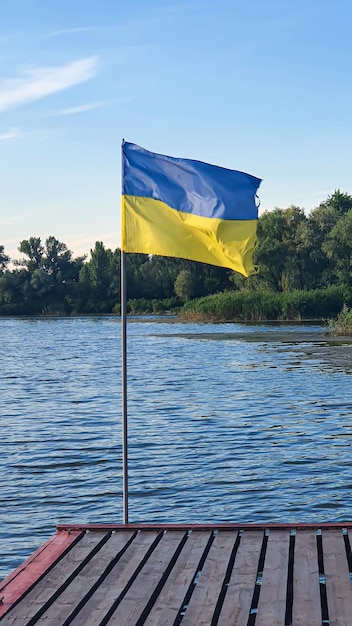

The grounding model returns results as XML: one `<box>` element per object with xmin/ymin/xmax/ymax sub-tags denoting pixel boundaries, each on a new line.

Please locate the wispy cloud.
<box><xmin>0</xmin><ymin>127</ymin><xmax>22</xmax><ymax>141</ymax></box>
<box><xmin>0</xmin><ymin>57</ymin><xmax>99</xmax><ymax>113</ymax></box>
<box><xmin>37</xmin><ymin>27</ymin><xmax>99</xmax><ymax>40</ymax></box>
<box><xmin>51</xmin><ymin>101</ymin><xmax>105</xmax><ymax>116</ymax></box>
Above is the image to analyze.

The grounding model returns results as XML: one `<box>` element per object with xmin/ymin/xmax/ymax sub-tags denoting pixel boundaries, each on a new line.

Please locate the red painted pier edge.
<box><xmin>0</xmin><ymin>529</ymin><xmax>83</xmax><ymax>619</ymax></box>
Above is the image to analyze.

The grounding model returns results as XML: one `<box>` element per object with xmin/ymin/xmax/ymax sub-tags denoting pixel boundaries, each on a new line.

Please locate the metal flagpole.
<box><xmin>121</xmin><ymin>142</ymin><xmax>128</xmax><ymax>524</ymax></box>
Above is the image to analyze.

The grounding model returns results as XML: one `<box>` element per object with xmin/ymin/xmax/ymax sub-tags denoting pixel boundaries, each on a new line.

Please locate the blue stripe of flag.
<box><xmin>122</xmin><ymin>142</ymin><xmax>261</xmax><ymax>221</ymax></box>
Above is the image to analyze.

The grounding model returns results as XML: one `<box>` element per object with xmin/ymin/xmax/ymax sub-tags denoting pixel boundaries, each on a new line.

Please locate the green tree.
<box><xmin>323</xmin><ymin>211</ymin><xmax>352</xmax><ymax>286</ymax></box>
<box><xmin>306</xmin><ymin>190</ymin><xmax>352</xmax><ymax>288</ymax></box>
<box><xmin>18</xmin><ymin>237</ymin><xmax>44</xmax><ymax>271</ymax></box>
<box><xmin>43</xmin><ymin>236</ymin><xmax>85</xmax><ymax>280</ymax></box>
<box><xmin>0</xmin><ymin>245</ymin><xmax>10</xmax><ymax>272</ymax></box>
<box><xmin>0</xmin><ymin>269</ymin><xmax>31</xmax><ymax>314</ymax></box>
<box><xmin>17</xmin><ymin>236</ymin><xmax>85</xmax><ymax>314</ymax></box>
<box><xmin>125</xmin><ymin>252</ymin><xmax>149</xmax><ymax>299</ymax></box>
<box><xmin>79</xmin><ymin>242</ymin><xmax>120</xmax><ymax>313</ymax></box>
<box><xmin>254</xmin><ymin>206</ymin><xmax>308</xmax><ymax>291</ymax></box>
<box><xmin>318</xmin><ymin>189</ymin><xmax>352</xmax><ymax>216</ymax></box>
<box><xmin>198</xmin><ymin>264</ymin><xmax>232</xmax><ymax>296</ymax></box>
<box><xmin>174</xmin><ymin>269</ymin><xmax>196</xmax><ymax>301</ymax></box>
<box><xmin>139</xmin><ymin>256</ymin><xmax>183</xmax><ymax>299</ymax></box>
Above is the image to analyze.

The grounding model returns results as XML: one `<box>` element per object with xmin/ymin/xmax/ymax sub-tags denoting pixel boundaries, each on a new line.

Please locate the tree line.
<box><xmin>1</xmin><ymin>190</ymin><xmax>352</xmax><ymax>317</ymax></box>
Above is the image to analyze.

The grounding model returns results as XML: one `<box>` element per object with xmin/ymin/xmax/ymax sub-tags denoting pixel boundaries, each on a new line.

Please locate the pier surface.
<box><xmin>1</xmin><ymin>523</ymin><xmax>352</xmax><ymax>625</ymax></box>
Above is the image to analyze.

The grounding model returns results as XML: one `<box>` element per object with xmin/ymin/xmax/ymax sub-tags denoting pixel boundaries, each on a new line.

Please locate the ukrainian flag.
<box><xmin>122</xmin><ymin>142</ymin><xmax>261</xmax><ymax>277</ymax></box>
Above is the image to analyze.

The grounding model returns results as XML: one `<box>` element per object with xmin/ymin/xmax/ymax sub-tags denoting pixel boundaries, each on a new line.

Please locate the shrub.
<box><xmin>181</xmin><ymin>287</ymin><xmax>351</xmax><ymax>322</ymax></box>
<box><xmin>328</xmin><ymin>304</ymin><xmax>352</xmax><ymax>336</ymax></box>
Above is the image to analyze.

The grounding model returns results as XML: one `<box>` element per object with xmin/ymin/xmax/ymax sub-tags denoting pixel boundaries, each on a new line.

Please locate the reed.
<box><xmin>181</xmin><ymin>286</ymin><xmax>348</xmax><ymax>322</ymax></box>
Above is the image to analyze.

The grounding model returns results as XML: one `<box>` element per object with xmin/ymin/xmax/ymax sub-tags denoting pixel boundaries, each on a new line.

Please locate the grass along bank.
<box><xmin>180</xmin><ymin>286</ymin><xmax>350</xmax><ymax>323</ymax></box>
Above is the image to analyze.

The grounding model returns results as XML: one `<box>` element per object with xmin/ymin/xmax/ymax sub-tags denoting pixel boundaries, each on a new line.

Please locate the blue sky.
<box><xmin>1</xmin><ymin>0</ymin><xmax>351</xmax><ymax>262</ymax></box>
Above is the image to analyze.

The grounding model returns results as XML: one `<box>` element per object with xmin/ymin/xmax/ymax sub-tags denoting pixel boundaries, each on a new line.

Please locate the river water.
<box><xmin>1</xmin><ymin>316</ymin><xmax>352</xmax><ymax>579</ymax></box>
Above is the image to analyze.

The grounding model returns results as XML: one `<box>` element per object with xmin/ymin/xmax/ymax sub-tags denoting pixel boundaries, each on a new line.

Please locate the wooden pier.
<box><xmin>1</xmin><ymin>523</ymin><xmax>352</xmax><ymax>625</ymax></box>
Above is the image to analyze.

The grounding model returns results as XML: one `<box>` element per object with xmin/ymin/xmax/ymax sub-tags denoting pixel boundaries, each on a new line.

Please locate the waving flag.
<box><xmin>122</xmin><ymin>141</ymin><xmax>261</xmax><ymax>276</ymax></box>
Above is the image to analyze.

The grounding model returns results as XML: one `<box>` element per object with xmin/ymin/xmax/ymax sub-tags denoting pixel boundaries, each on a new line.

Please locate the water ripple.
<box><xmin>1</xmin><ymin>318</ymin><xmax>352</xmax><ymax>578</ymax></box>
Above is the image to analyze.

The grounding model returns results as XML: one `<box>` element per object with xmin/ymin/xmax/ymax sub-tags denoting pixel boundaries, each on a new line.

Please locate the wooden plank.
<box><xmin>32</xmin><ymin>531</ymin><xmax>135</xmax><ymax>624</ymax></box>
<box><xmin>217</xmin><ymin>530</ymin><xmax>263</xmax><ymax>626</ymax></box>
<box><xmin>0</xmin><ymin>530</ymin><xmax>83</xmax><ymax>619</ymax></box>
<box><xmin>255</xmin><ymin>530</ymin><xmax>290</xmax><ymax>626</ymax></box>
<box><xmin>323</xmin><ymin>529</ymin><xmax>352</xmax><ymax>626</ymax></box>
<box><xmin>292</xmin><ymin>530</ymin><xmax>321</xmax><ymax>626</ymax></box>
<box><xmin>180</xmin><ymin>530</ymin><xmax>239</xmax><ymax>626</ymax></box>
<box><xmin>68</xmin><ymin>530</ymin><xmax>160</xmax><ymax>625</ymax></box>
<box><xmin>1</xmin><ymin>531</ymin><xmax>109</xmax><ymax>624</ymax></box>
<box><xmin>107</xmin><ymin>530</ymin><xmax>187</xmax><ymax>625</ymax></box>
<box><xmin>3</xmin><ymin>524</ymin><xmax>352</xmax><ymax>625</ymax></box>
<box><xmin>143</xmin><ymin>530</ymin><xmax>212</xmax><ymax>626</ymax></box>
